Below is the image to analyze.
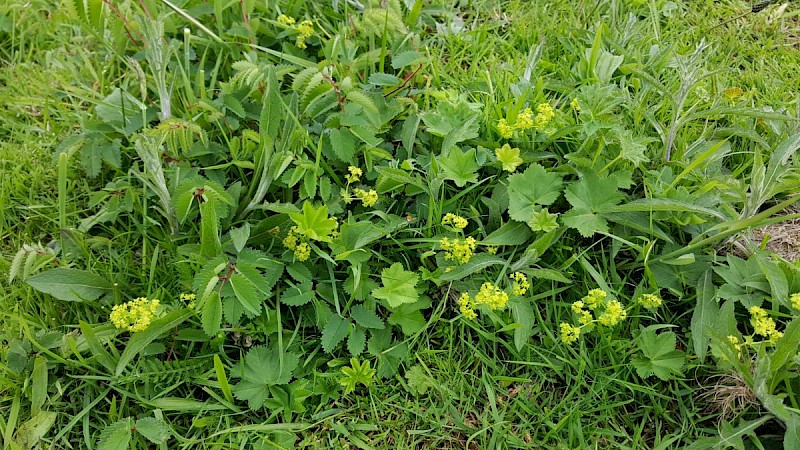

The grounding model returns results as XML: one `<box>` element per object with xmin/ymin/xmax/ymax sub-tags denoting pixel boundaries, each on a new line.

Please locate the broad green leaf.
<box><xmin>345</xmin><ymin>90</ymin><xmax>378</xmax><ymax>114</ymax></box>
<box><xmin>200</xmin><ymin>200</ymin><xmax>221</xmax><ymax>259</ymax></box>
<box><xmin>289</xmin><ymin>201</ymin><xmax>337</xmax><ymax>243</ymax></box>
<box><xmin>95</xmin><ymin>88</ymin><xmax>150</xmax><ymax>135</ymax></box>
<box><xmin>232</xmin><ymin>346</ymin><xmax>299</xmax><ymax>409</ymax></box>
<box><xmin>691</xmin><ymin>270</ymin><xmax>717</xmax><ymax>362</ymax></box>
<box><xmin>229</xmin><ymin>273</ymin><xmax>262</xmax><ymax>316</ymax></box>
<box><xmin>529</xmin><ymin>208</ymin><xmax>559</xmax><ymax>232</ymax></box>
<box><xmin>771</xmin><ymin>319</ymin><xmax>800</xmax><ymax>373</ymax></box>
<box><xmin>561</xmin><ymin>172</ymin><xmax>624</xmax><ymax>237</ymax></box>
<box><xmin>368</xmin><ymin>72</ymin><xmax>401</xmax><ymax>86</ymax></box>
<box><xmin>509</xmin><ymin>297</ymin><xmax>535</xmax><ymax>352</ymax></box>
<box><xmin>328</xmin><ymin>128</ymin><xmax>356</xmax><ymax>163</ymax></box>
<box><xmin>371</xmin><ymin>263</ymin><xmax>419</xmax><ymax>308</ymax></box>
<box><xmin>785</xmin><ymin>414</ymin><xmax>800</xmax><ymax>450</ymax></box>
<box><xmin>438</xmin><ymin>147</ymin><xmax>479</xmax><ymax>188</ymax></box>
<box><xmin>507</xmin><ymin>164</ymin><xmax>563</xmax><ymax>228</ymax></box>
<box><xmin>388</xmin><ymin>297</ymin><xmax>431</xmax><ymax>335</ymax></box>
<box><xmin>116</xmin><ymin>309</ymin><xmax>192</xmax><ymax>375</ymax></box>
<box><xmin>616</xmin><ymin>127</ymin><xmax>649</xmax><ymax>165</ymax></box>
<box><xmin>422</xmin><ymin>98</ymin><xmax>480</xmax><ymax>151</ymax></box>
<box><xmin>347</xmin><ymin>327</ymin><xmax>366</xmax><ymax>356</ymax></box>
<box><xmin>632</xmin><ymin>328</ymin><xmax>685</xmax><ymax>381</ymax></box>
<box><xmin>281</xmin><ymin>281</ymin><xmax>314</xmax><ymax>306</ymax></box>
<box><xmin>26</xmin><ymin>268</ymin><xmax>112</xmax><ymax>302</ymax></box>
<box><xmin>322</xmin><ymin>315</ymin><xmax>351</xmax><ymax>354</ymax></box>
<box><xmin>391</xmin><ymin>50</ymin><xmax>425</xmax><ymax>69</ymax></box>
<box><xmin>495</xmin><ymin>144</ymin><xmax>524</xmax><ymax>172</ymax></box>
<box><xmin>202</xmin><ymin>292</ymin><xmax>222</xmax><ymax>336</ymax></box>
<box><xmin>31</xmin><ymin>357</ymin><xmax>47</xmax><ymax>416</ymax></box>
<box><xmin>229</xmin><ymin>223</ymin><xmax>250</xmax><ymax>253</ymax></box>
<box><xmin>134</xmin><ymin>417</ymin><xmax>170</xmax><ymax>445</ymax></box>
<box><xmin>15</xmin><ymin>411</ymin><xmax>57</xmax><ymax>450</ymax></box>
<box><xmin>481</xmin><ymin>222</ymin><xmax>532</xmax><ymax>246</ymax></box>
<box><xmin>97</xmin><ymin>419</ymin><xmax>131</xmax><ymax>450</ymax></box>
<box><xmin>350</xmin><ymin>305</ymin><xmax>385</xmax><ymax>329</ymax></box>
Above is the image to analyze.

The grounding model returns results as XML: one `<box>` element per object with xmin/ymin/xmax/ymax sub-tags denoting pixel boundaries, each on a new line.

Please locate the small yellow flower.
<box><xmin>180</xmin><ymin>292</ymin><xmax>196</xmax><ymax>310</ymax></box>
<box><xmin>353</xmin><ymin>188</ymin><xmax>378</xmax><ymax>207</ymax></box>
<box><xmin>582</xmin><ymin>289</ymin><xmax>607</xmax><ymax>310</ymax></box>
<box><xmin>637</xmin><ymin>293</ymin><xmax>662</xmax><ymax>310</ymax></box>
<box><xmin>749</xmin><ymin>306</ymin><xmax>781</xmax><ymax>340</ymax></box>
<box><xmin>496</xmin><ymin>118</ymin><xmax>514</xmax><ymax>139</ymax></box>
<box><xmin>294</xmin><ymin>242</ymin><xmax>311</xmax><ymax>261</ymax></box>
<box><xmin>486</xmin><ymin>246</ymin><xmax>498</xmax><ymax>255</ymax></box>
<box><xmin>442</xmin><ymin>213</ymin><xmax>468</xmax><ymax>230</ymax></box>
<box><xmin>346</xmin><ymin>166</ymin><xmax>362</xmax><ymax>183</ymax></box>
<box><xmin>457</xmin><ymin>292</ymin><xmax>477</xmax><ymax>320</ymax></box>
<box><xmin>570</xmin><ymin>98</ymin><xmax>581</xmax><ymax>112</ymax></box>
<box><xmin>440</xmin><ymin>237</ymin><xmax>477</xmax><ymax>264</ymax></box>
<box><xmin>597</xmin><ymin>300</ymin><xmax>627</xmax><ymax>326</ymax></box>
<box><xmin>295</xmin><ymin>20</ymin><xmax>314</xmax><ymax>49</ymax></box>
<box><xmin>110</xmin><ymin>297</ymin><xmax>160</xmax><ymax>332</ymax></box>
<box><xmin>560</xmin><ymin>323</ymin><xmax>581</xmax><ymax>344</ymax></box>
<box><xmin>277</xmin><ymin>14</ymin><xmax>296</xmax><ymax>26</ymax></box>
<box><xmin>578</xmin><ymin>310</ymin><xmax>593</xmax><ymax>325</ymax></box>
<box><xmin>534</xmin><ymin>103</ymin><xmax>554</xmax><ymax>130</ymax></box>
<box><xmin>790</xmin><ymin>293</ymin><xmax>800</xmax><ymax>311</ymax></box>
<box><xmin>510</xmin><ymin>272</ymin><xmax>529</xmax><ymax>296</ymax></box>
<box><xmin>297</xmin><ymin>20</ymin><xmax>314</xmax><ymax>37</ymax></box>
<box><xmin>474</xmin><ymin>282</ymin><xmax>509</xmax><ymax>310</ymax></box>
<box><xmin>571</xmin><ymin>300</ymin><xmax>585</xmax><ymax>314</ymax></box>
<box><xmin>514</xmin><ymin>108</ymin><xmax>534</xmax><ymax>130</ymax></box>
<box><xmin>282</xmin><ymin>226</ymin><xmax>299</xmax><ymax>250</ymax></box>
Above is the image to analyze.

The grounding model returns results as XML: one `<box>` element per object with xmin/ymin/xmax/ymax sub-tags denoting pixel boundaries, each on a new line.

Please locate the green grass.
<box><xmin>3</xmin><ymin>0</ymin><xmax>800</xmax><ymax>448</ymax></box>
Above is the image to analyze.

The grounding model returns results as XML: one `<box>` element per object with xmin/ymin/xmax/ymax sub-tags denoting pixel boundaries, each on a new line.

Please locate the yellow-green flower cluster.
<box><xmin>637</xmin><ymin>293</ymin><xmax>662</xmax><ymax>310</ymax></box>
<box><xmin>457</xmin><ymin>292</ymin><xmax>477</xmax><ymax>320</ymax></box>
<box><xmin>442</xmin><ymin>213</ymin><xmax>468</xmax><ymax>230</ymax></box>
<box><xmin>294</xmin><ymin>242</ymin><xmax>311</xmax><ymax>261</ymax></box>
<box><xmin>353</xmin><ymin>188</ymin><xmax>378</xmax><ymax>208</ymax></box>
<box><xmin>496</xmin><ymin>118</ymin><xmax>514</xmax><ymax>139</ymax></box>
<box><xmin>727</xmin><ymin>335</ymin><xmax>742</xmax><ymax>353</ymax></box>
<box><xmin>515</xmin><ymin>108</ymin><xmax>535</xmax><ymax>130</ymax></box>
<box><xmin>749</xmin><ymin>306</ymin><xmax>783</xmax><ymax>342</ymax></box>
<box><xmin>533</xmin><ymin>103</ymin><xmax>555</xmax><ymax>130</ymax></box>
<box><xmin>597</xmin><ymin>300</ymin><xmax>627</xmax><ymax>326</ymax></box>
<box><xmin>283</xmin><ymin>226</ymin><xmax>311</xmax><ymax>261</ymax></box>
<box><xmin>110</xmin><ymin>297</ymin><xmax>160</xmax><ymax>332</ymax></box>
<box><xmin>791</xmin><ymin>293</ymin><xmax>800</xmax><ymax>311</ymax></box>
<box><xmin>496</xmin><ymin>107</ymin><xmax>536</xmax><ymax>138</ymax></box>
<box><xmin>346</xmin><ymin>166</ymin><xmax>362</xmax><ymax>183</ymax></box>
<box><xmin>475</xmin><ymin>282</ymin><xmax>509</xmax><ymax>310</ymax></box>
<box><xmin>561</xmin><ymin>289</ymin><xmax>629</xmax><ymax>345</ymax></box>
<box><xmin>295</xmin><ymin>20</ymin><xmax>314</xmax><ymax>49</ymax></box>
<box><xmin>510</xmin><ymin>272</ymin><xmax>529</xmax><ymax>296</ymax></box>
<box><xmin>560</xmin><ymin>323</ymin><xmax>581</xmax><ymax>344</ymax></box>
<box><xmin>277</xmin><ymin>15</ymin><xmax>314</xmax><ymax>49</ymax></box>
<box><xmin>583</xmin><ymin>288</ymin><xmax>607</xmax><ymax>310</ymax></box>
<box><xmin>277</xmin><ymin>14</ymin><xmax>296</xmax><ymax>26</ymax></box>
<box><xmin>440</xmin><ymin>237</ymin><xmax>477</xmax><ymax>264</ymax></box>
<box><xmin>570</xmin><ymin>98</ymin><xmax>581</xmax><ymax>112</ymax></box>
<box><xmin>180</xmin><ymin>292</ymin><xmax>196</xmax><ymax>310</ymax></box>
